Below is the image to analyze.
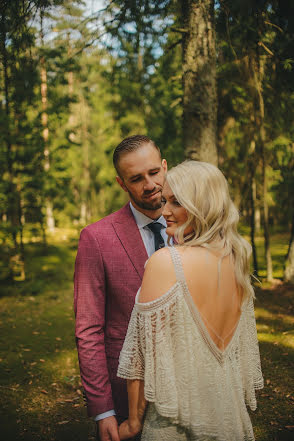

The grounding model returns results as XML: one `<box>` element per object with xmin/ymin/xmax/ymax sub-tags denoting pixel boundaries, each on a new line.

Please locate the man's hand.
<box><xmin>97</xmin><ymin>416</ymin><xmax>120</xmax><ymax>441</ymax></box>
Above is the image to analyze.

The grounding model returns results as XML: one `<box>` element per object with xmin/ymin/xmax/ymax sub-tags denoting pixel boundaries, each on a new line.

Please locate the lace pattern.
<box><xmin>117</xmin><ymin>247</ymin><xmax>264</xmax><ymax>440</ymax></box>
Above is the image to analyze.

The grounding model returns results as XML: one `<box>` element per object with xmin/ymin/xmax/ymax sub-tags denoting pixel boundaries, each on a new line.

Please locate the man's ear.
<box><xmin>116</xmin><ymin>176</ymin><xmax>128</xmax><ymax>193</ymax></box>
<box><xmin>162</xmin><ymin>158</ymin><xmax>168</xmax><ymax>173</ymax></box>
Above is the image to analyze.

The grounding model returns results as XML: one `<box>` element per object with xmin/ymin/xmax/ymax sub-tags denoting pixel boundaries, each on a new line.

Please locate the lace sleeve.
<box><xmin>116</xmin><ymin>303</ymin><xmax>145</xmax><ymax>381</ymax></box>
<box><xmin>242</xmin><ymin>298</ymin><xmax>264</xmax><ymax>410</ymax></box>
<box><xmin>117</xmin><ymin>286</ymin><xmax>183</xmax><ymax>417</ymax></box>
<box><xmin>117</xmin><ymin>286</ymin><xmax>264</xmax><ymax>429</ymax></box>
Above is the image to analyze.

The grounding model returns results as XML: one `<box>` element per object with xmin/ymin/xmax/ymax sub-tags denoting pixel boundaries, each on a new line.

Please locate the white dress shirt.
<box><xmin>129</xmin><ymin>203</ymin><xmax>168</xmax><ymax>256</ymax></box>
<box><xmin>94</xmin><ymin>203</ymin><xmax>168</xmax><ymax>422</ymax></box>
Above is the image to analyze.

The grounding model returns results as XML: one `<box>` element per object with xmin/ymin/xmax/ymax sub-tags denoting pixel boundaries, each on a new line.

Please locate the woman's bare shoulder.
<box><xmin>138</xmin><ymin>248</ymin><xmax>177</xmax><ymax>303</ymax></box>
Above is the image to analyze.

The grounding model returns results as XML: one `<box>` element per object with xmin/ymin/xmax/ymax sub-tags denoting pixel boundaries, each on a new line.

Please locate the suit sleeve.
<box><xmin>74</xmin><ymin>227</ymin><xmax>114</xmax><ymax>416</ymax></box>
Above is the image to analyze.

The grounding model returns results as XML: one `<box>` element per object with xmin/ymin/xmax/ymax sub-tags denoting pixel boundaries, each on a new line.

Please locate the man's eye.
<box><xmin>131</xmin><ymin>177</ymin><xmax>140</xmax><ymax>183</ymax></box>
<box><xmin>161</xmin><ymin>199</ymin><xmax>166</xmax><ymax>205</ymax></box>
<box><xmin>173</xmin><ymin>200</ymin><xmax>181</xmax><ymax>206</ymax></box>
<box><xmin>150</xmin><ymin>171</ymin><xmax>159</xmax><ymax>175</ymax></box>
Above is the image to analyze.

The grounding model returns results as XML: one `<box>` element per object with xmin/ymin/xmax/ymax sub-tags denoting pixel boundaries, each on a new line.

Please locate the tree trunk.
<box><xmin>284</xmin><ymin>214</ymin><xmax>294</xmax><ymax>283</ymax></box>
<box><xmin>182</xmin><ymin>0</ymin><xmax>218</xmax><ymax>165</ymax></box>
<box><xmin>80</xmin><ymin>96</ymin><xmax>90</xmax><ymax>225</ymax></box>
<box><xmin>67</xmin><ymin>35</ymin><xmax>76</xmax><ymax>144</ymax></box>
<box><xmin>40</xmin><ymin>9</ymin><xmax>55</xmax><ymax>233</ymax></box>
<box><xmin>261</xmin><ymin>156</ymin><xmax>273</xmax><ymax>281</ymax></box>
<box><xmin>257</xmin><ymin>78</ymin><xmax>273</xmax><ymax>282</ymax></box>
<box><xmin>249</xmin><ymin>158</ymin><xmax>259</xmax><ymax>276</ymax></box>
<box><xmin>0</xmin><ymin>9</ymin><xmax>23</xmax><ymax>281</ymax></box>
<box><xmin>0</xmin><ymin>13</ymin><xmax>17</xmax><ymax>249</ymax></box>
<box><xmin>46</xmin><ymin>203</ymin><xmax>55</xmax><ymax>233</ymax></box>
<box><xmin>39</xmin><ymin>217</ymin><xmax>47</xmax><ymax>246</ymax></box>
<box><xmin>16</xmin><ymin>178</ymin><xmax>25</xmax><ymax>280</ymax></box>
<box><xmin>251</xmin><ymin>42</ymin><xmax>273</xmax><ymax>282</ymax></box>
<box><xmin>255</xmin><ymin>207</ymin><xmax>261</xmax><ymax>232</ymax></box>
<box><xmin>258</xmin><ymin>79</ymin><xmax>273</xmax><ymax>282</ymax></box>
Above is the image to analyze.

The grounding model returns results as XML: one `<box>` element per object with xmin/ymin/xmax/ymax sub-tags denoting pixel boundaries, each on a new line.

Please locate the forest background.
<box><xmin>0</xmin><ymin>1</ymin><xmax>293</xmax><ymax>440</ymax></box>
<box><xmin>0</xmin><ymin>0</ymin><xmax>294</xmax><ymax>282</ymax></box>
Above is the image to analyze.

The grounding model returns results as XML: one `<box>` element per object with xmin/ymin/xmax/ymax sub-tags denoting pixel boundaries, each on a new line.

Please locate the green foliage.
<box><xmin>0</xmin><ymin>0</ymin><xmax>47</xmax><ymax>262</ymax></box>
<box><xmin>217</xmin><ymin>0</ymin><xmax>294</xmax><ymax>231</ymax></box>
<box><xmin>0</xmin><ymin>0</ymin><xmax>293</xmax><ymax>280</ymax></box>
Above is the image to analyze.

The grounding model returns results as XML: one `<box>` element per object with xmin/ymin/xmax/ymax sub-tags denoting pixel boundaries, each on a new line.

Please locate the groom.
<box><xmin>74</xmin><ymin>135</ymin><xmax>168</xmax><ymax>441</ymax></box>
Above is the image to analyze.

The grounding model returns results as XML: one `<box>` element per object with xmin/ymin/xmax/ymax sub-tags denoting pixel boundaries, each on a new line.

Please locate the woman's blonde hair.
<box><xmin>166</xmin><ymin>160</ymin><xmax>254</xmax><ymax>300</ymax></box>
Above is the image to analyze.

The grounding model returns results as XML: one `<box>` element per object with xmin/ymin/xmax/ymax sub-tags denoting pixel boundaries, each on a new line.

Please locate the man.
<box><xmin>74</xmin><ymin>135</ymin><xmax>168</xmax><ymax>441</ymax></box>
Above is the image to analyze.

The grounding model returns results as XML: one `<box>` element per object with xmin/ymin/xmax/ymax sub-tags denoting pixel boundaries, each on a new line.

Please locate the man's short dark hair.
<box><xmin>113</xmin><ymin>135</ymin><xmax>161</xmax><ymax>176</ymax></box>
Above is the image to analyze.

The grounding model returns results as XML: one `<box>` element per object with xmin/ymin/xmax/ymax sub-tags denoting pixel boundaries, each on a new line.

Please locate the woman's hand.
<box><xmin>119</xmin><ymin>379</ymin><xmax>146</xmax><ymax>439</ymax></box>
<box><xmin>118</xmin><ymin>417</ymin><xmax>142</xmax><ymax>440</ymax></box>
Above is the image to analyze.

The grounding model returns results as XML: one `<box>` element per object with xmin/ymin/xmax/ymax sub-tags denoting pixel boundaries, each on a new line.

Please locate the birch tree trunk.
<box><xmin>181</xmin><ymin>0</ymin><xmax>218</xmax><ymax>165</ymax></box>
<box><xmin>255</xmin><ymin>207</ymin><xmax>261</xmax><ymax>232</ymax></box>
<box><xmin>40</xmin><ymin>9</ymin><xmax>55</xmax><ymax>233</ymax></box>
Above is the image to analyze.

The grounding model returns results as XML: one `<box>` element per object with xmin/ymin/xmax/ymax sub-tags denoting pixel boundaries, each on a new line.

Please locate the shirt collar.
<box><xmin>130</xmin><ymin>202</ymin><xmax>166</xmax><ymax>229</ymax></box>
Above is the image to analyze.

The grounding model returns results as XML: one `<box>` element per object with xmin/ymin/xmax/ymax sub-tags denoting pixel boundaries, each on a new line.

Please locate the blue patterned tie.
<box><xmin>147</xmin><ymin>222</ymin><xmax>165</xmax><ymax>251</ymax></box>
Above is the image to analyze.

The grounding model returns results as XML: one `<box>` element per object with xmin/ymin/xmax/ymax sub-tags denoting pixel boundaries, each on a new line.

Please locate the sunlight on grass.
<box><xmin>39</xmin><ymin>349</ymin><xmax>79</xmax><ymax>379</ymax></box>
<box><xmin>16</xmin><ymin>349</ymin><xmax>82</xmax><ymax>413</ymax></box>
<box><xmin>257</xmin><ymin>333</ymin><xmax>294</xmax><ymax>350</ymax></box>
<box><xmin>255</xmin><ymin>307</ymin><xmax>274</xmax><ymax>319</ymax></box>
<box><xmin>242</xmin><ymin>231</ymin><xmax>289</xmax><ymax>280</ymax></box>
<box><xmin>255</xmin><ymin>307</ymin><xmax>294</xmax><ymax>327</ymax></box>
<box><xmin>256</xmin><ymin>235</ymin><xmax>288</xmax><ymax>280</ymax></box>
<box><xmin>255</xmin><ymin>302</ymin><xmax>294</xmax><ymax>351</ymax></box>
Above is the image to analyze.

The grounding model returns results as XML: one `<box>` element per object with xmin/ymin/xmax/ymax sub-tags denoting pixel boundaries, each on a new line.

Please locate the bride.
<box><xmin>117</xmin><ymin>160</ymin><xmax>263</xmax><ymax>441</ymax></box>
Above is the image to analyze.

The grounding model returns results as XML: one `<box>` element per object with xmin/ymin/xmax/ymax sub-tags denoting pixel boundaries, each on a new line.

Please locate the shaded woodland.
<box><xmin>0</xmin><ymin>0</ymin><xmax>293</xmax><ymax>284</ymax></box>
<box><xmin>0</xmin><ymin>2</ymin><xmax>294</xmax><ymax>440</ymax></box>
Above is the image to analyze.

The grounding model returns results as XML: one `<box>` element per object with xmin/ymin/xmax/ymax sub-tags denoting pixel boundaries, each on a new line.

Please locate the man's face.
<box><xmin>116</xmin><ymin>143</ymin><xmax>167</xmax><ymax>216</ymax></box>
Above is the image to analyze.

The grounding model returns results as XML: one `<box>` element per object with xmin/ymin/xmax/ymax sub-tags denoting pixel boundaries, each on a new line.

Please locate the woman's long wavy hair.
<box><xmin>166</xmin><ymin>160</ymin><xmax>254</xmax><ymax>300</ymax></box>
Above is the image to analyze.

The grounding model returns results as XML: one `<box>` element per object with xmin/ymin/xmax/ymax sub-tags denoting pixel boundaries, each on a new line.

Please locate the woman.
<box><xmin>117</xmin><ymin>161</ymin><xmax>263</xmax><ymax>441</ymax></box>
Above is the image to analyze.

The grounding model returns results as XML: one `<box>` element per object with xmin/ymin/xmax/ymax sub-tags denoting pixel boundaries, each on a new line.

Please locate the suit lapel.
<box><xmin>112</xmin><ymin>204</ymin><xmax>148</xmax><ymax>280</ymax></box>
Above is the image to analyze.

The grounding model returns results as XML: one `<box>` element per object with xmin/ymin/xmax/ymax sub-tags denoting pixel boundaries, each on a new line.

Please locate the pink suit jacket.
<box><xmin>74</xmin><ymin>203</ymin><xmax>148</xmax><ymax>419</ymax></box>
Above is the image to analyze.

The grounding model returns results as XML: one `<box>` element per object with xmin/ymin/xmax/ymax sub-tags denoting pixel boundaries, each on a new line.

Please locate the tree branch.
<box><xmin>258</xmin><ymin>41</ymin><xmax>274</xmax><ymax>56</ymax></box>
<box><xmin>170</xmin><ymin>27</ymin><xmax>188</xmax><ymax>34</ymax></box>
<box><xmin>264</xmin><ymin>20</ymin><xmax>283</xmax><ymax>33</ymax></box>
<box><xmin>166</xmin><ymin>38</ymin><xmax>182</xmax><ymax>51</ymax></box>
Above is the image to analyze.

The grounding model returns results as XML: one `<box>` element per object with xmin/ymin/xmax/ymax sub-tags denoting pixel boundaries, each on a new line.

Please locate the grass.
<box><xmin>0</xmin><ymin>229</ymin><xmax>95</xmax><ymax>440</ymax></box>
<box><xmin>255</xmin><ymin>233</ymin><xmax>289</xmax><ymax>280</ymax></box>
<box><xmin>0</xmin><ymin>228</ymin><xmax>293</xmax><ymax>440</ymax></box>
<box><xmin>250</xmin><ymin>284</ymin><xmax>294</xmax><ymax>441</ymax></box>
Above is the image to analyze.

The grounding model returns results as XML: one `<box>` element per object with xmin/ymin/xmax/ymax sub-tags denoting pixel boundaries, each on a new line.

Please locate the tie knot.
<box><xmin>147</xmin><ymin>222</ymin><xmax>163</xmax><ymax>234</ymax></box>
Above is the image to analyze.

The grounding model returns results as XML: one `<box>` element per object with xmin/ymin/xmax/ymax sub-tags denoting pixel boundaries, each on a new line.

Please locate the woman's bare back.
<box><xmin>177</xmin><ymin>246</ymin><xmax>242</xmax><ymax>351</ymax></box>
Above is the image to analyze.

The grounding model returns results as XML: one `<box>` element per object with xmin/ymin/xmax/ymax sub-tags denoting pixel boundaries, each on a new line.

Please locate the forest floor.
<box><xmin>0</xmin><ymin>228</ymin><xmax>293</xmax><ymax>441</ymax></box>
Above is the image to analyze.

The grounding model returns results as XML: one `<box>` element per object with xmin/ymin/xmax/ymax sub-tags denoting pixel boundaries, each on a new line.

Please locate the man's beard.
<box><xmin>128</xmin><ymin>188</ymin><xmax>162</xmax><ymax>211</ymax></box>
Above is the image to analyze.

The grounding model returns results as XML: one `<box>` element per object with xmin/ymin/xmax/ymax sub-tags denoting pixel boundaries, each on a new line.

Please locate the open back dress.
<box><xmin>117</xmin><ymin>246</ymin><xmax>263</xmax><ymax>441</ymax></box>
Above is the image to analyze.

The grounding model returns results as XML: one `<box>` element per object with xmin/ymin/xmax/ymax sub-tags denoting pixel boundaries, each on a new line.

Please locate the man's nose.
<box><xmin>143</xmin><ymin>176</ymin><xmax>156</xmax><ymax>191</ymax></box>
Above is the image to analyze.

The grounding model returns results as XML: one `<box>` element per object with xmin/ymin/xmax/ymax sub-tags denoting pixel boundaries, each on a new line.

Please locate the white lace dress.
<box><xmin>117</xmin><ymin>247</ymin><xmax>263</xmax><ymax>441</ymax></box>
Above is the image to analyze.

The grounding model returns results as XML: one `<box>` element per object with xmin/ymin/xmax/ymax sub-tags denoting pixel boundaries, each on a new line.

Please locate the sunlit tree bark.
<box><xmin>248</xmin><ymin>144</ymin><xmax>259</xmax><ymax>277</ymax></box>
<box><xmin>182</xmin><ymin>0</ymin><xmax>218</xmax><ymax>165</ymax></box>
<box><xmin>40</xmin><ymin>8</ymin><xmax>55</xmax><ymax>233</ymax></box>
<box><xmin>251</xmin><ymin>53</ymin><xmax>273</xmax><ymax>282</ymax></box>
